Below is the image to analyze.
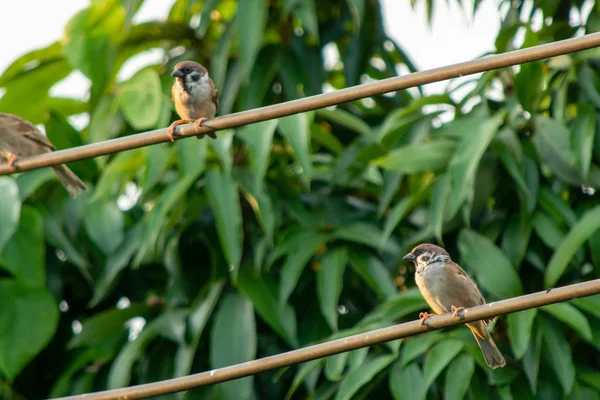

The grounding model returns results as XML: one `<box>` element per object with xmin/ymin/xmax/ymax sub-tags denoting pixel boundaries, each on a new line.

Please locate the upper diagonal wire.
<box><xmin>2</xmin><ymin>32</ymin><xmax>600</xmax><ymax>175</ymax></box>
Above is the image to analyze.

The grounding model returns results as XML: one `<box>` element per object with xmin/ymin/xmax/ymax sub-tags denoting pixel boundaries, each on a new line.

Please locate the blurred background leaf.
<box><xmin>1</xmin><ymin>0</ymin><xmax>600</xmax><ymax>398</ymax></box>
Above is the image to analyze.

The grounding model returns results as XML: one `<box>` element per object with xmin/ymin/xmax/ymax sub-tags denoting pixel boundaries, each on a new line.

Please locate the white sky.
<box><xmin>0</xmin><ymin>0</ymin><xmax>500</xmax><ymax>99</ymax></box>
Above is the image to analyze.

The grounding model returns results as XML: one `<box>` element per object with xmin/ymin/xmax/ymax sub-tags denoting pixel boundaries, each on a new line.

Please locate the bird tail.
<box><xmin>51</xmin><ymin>165</ymin><xmax>87</xmax><ymax>198</ymax></box>
<box><xmin>472</xmin><ymin>329</ymin><xmax>506</xmax><ymax>369</ymax></box>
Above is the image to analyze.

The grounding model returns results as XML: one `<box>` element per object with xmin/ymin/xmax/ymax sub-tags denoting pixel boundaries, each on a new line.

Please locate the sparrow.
<box><xmin>403</xmin><ymin>243</ymin><xmax>506</xmax><ymax>369</ymax></box>
<box><xmin>167</xmin><ymin>61</ymin><xmax>219</xmax><ymax>142</ymax></box>
<box><xmin>0</xmin><ymin>113</ymin><xmax>87</xmax><ymax>198</ymax></box>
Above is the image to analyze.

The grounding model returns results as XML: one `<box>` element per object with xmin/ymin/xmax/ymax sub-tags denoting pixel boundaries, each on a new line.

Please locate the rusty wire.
<box><xmin>51</xmin><ymin>279</ymin><xmax>600</xmax><ymax>400</ymax></box>
<box><xmin>2</xmin><ymin>32</ymin><xmax>600</xmax><ymax>176</ymax></box>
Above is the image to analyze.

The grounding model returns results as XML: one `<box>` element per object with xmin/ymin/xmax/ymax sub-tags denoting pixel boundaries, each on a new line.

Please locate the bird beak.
<box><xmin>403</xmin><ymin>252</ymin><xmax>416</xmax><ymax>261</ymax></box>
<box><xmin>171</xmin><ymin>69</ymin><xmax>185</xmax><ymax>78</ymax></box>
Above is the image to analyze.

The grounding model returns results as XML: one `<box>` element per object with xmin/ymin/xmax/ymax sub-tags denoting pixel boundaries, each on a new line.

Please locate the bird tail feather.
<box><xmin>52</xmin><ymin>165</ymin><xmax>87</xmax><ymax>198</ymax></box>
<box><xmin>472</xmin><ymin>330</ymin><xmax>506</xmax><ymax>369</ymax></box>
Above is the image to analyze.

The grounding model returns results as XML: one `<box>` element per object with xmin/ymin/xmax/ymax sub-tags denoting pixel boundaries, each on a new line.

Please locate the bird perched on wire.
<box><xmin>167</xmin><ymin>61</ymin><xmax>219</xmax><ymax>142</ymax></box>
<box><xmin>0</xmin><ymin>113</ymin><xmax>87</xmax><ymax>198</ymax></box>
<box><xmin>403</xmin><ymin>243</ymin><xmax>506</xmax><ymax>369</ymax></box>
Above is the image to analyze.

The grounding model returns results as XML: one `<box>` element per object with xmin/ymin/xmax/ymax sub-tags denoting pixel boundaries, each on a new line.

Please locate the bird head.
<box><xmin>171</xmin><ymin>61</ymin><xmax>209</xmax><ymax>86</ymax></box>
<box><xmin>403</xmin><ymin>243</ymin><xmax>450</xmax><ymax>268</ymax></box>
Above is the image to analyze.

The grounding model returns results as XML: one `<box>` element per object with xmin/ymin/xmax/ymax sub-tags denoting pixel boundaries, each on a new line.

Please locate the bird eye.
<box><xmin>183</xmin><ymin>68</ymin><xmax>190</xmax><ymax>73</ymax></box>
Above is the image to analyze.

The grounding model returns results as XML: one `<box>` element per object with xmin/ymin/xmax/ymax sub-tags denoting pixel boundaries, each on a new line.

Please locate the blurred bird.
<box><xmin>0</xmin><ymin>113</ymin><xmax>87</xmax><ymax>198</ymax></box>
<box><xmin>403</xmin><ymin>243</ymin><xmax>506</xmax><ymax>369</ymax></box>
<box><xmin>168</xmin><ymin>61</ymin><xmax>219</xmax><ymax>142</ymax></box>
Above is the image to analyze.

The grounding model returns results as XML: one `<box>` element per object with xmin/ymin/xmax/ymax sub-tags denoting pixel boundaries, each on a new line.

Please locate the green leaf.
<box><xmin>346</xmin><ymin>0</ymin><xmax>366</xmax><ymax>31</ymax></box>
<box><xmin>237</xmin><ymin>119</ymin><xmax>278</xmax><ymax>192</ymax></box>
<box><xmin>541</xmin><ymin>303</ymin><xmax>592</xmax><ymax>341</ymax></box>
<box><xmin>88</xmin><ymin>95</ymin><xmax>121</xmax><ymax>144</ymax></box>
<box><xmin>532</xmin><ymin>211</ymin><xmax>565</xmax><ymax>249</ymax></box>
<box><xmin>84</xmin><ymin>200</ymin><xmax>124</xmax><ymax>255</ymax></box>
<box><xmin>348</xmin><ymin>347</ymin><xmax>370</xmax><ymax>370</ymax></box>
<box><xmin>50</xmin><ymin>344</ymin><xmax>117</xmax><ymax>398</ymax></box>
<box><xmin>0</xmin><ymin>60</ymin><xmax>72</xmax><ymax>123</ymax></box>
<box><xmin>90</xmin><ymin>149</ymin><xmax>145</xmax><ymax>201</ymax></box>
<box><xmin>458</xmin><ymin>229</ymin><xmax>523</xmax><ymax>299</ymax></box>
<box><xmin>389</xmin><ymin>361</ymin><xmax>424</xmax><ymax>400</ymax></box>
<box><xmin>422</xmin><ymin>339</ymin><xmax>464</xmax><ymax>389</ymax></box>
<box><xmin>568</xmin><ymin>382</ymin><xmax>600</xmax><ymax>400</ymax></box>
<box><xmin>278</xmin><ymin>232</ymin><xmax>329</xmax><ymax>306</ymax></box>
<box><xmin>573</xmin><ymin>295</ymin><xmax>600</xmax><ymax>319</ymax></box>
<box><xmin>494</xmin><ymin>128</ymin><xmax>535</xmax><ymax>210</ymax></box>
<box><xmin>209</xmin><ymin>131</ymin><xmax>234</xmax><ymax>177</ymax></box>
<box><xmin>196</xmin><ymin>0</ymin><xmax>219</xmax><ymax>36</ymax></box>
<box><xmin>545</xmin><ymin>205</ymin><xmax>600</xmax><ymax>288</ymax></box>
<box><xmin>539</xmin><ymin>188</ymin><xmax>577</xmax><ymax>227</ymax></box>
<box><xmin>429</xmin><ymin>175</ymin><xmax>450</xmax><ymax>244</ymax></box>
<box><xmin>292</xmin><ymin>0</ymin><xmax>319</xmax><ymax>40</ymax></box>
<box><xmin>334</xmin><ymin>222</ymin><xmax>400</xmax><ymax>254</ymax></box>
<box><xmin>334</xmin><ymin>355</ymin><xmax>396</xmax><ymax>400</ymax></box>
<box><xmin>514</xmin><ymin>29</ymin><xmax>542</xmax><ymax>113</ymax></box>
<box><xmin>0</xmin><ymin>280</ymin><xmax>59</xmax><ymax>380</ymax></box>
<box><xmin>363</xmin><ymin>288</ymin><xmax>428</xmax><ymax>326</ymax></box>
<box><xmin>374</xmin><ymin>139</ymin><xmax>457</xmax><ymax>174</ymax></box>
<box><xmin>400</xmin><ymin>331</ymin><xmax>444</xmax><ymax>367</ymax></box>
<box><xmin>348</xmin><ymin>248</ymin><xmax>397</xmax><ymax>300</ymax></box>
<box><xmin>0</xmin><ymin>207</ymin><xmax>45</xmax><ymax>287</ymax></box>
<box><xmin>43</xmin><ymin>215</ymin><xmax>90</xmax><ymax>281</ymax></box>
<box><xmin>532</xmin><ymin>116</ymin><xmax>582</xmax><ymax>185</ymax></box>
<box><xmin>501</xmin><ymin>208</ymin><xmax>532</xmax><ymax>268</ymax></box>
<box><xmin>205</xmin><ymin>169</ymin><xmax>243</xmax><ymax>282</ymax></box>
<box><xmin>444</xmin><ymin>353</ymin><xmax>475</xmax><ymax>400</ymax></box>
<box><xmin>142</xmin><ymin>144</ymin><xmax>170</xmax><ymax>194</ymax></box>
<box><xmin>317</xmin><ymin>248</ymin><xmax>348</xmax><ymax>331</ymax></box>
<box><xmin>174</xmin><ymin>280</ymin><xmax>225</xmax><ymax>378</ymax></box>
<box><xmin>380</xmin><ymin>197</ymin><xmax>412</xmax><ymax>250</ymax></box>
<box><xmin>0</xmin><ymin>178</ymin><xmax>21</xmax><ymax>254</ymax></box>
<box><xmin>573</xmin><ymin>103</ymin><xmax>596</xmax><ymax>179</ymax></box>
<box><xmin>278</xmin><ymin>113</ymin><xmax>312</xmax><ymax>185</ymax></box>
<box><xmin>133</xmin><ymin>171</ymin><xmax>201</xmax><ymax>266</ymax></box>
<box><xmin>285</xmin><ymin>359</ymin><xmax>323</xmax><ymax>400</ymax></box>
<box><xmin>235</xmin><ymin>170</ymin><xmax>276</xmax><ymax>243</ymax></box>
<box><xmin>210</xmin><ymin>292</ymin><xmax>257</xmax><ymax>400</ymax></box>
<box><xmin>15</xmin><ymin>168</ymin><xmax>56</xmax><ymax>201</ymax></box>
<box><xmin>0</xmin><ymin>42</ymin><xmax>63</xmax><ymax>85</ymax></box>
<box><xmin>108</xmin><ymin>310</ymin><xmax>186</xmax><ymax>389</ymax></box>
<box><xmin>447</xmin><ymin>112</ymin><xmax>503</xmax><ymax>216</ymax></box>
<box><xmin>377</xmin><ymin>172</ymin><xmax>402</xmax><ymax>218</ymax></box>
<box><xmin>237</xmin><ymin>0</ymin><xmax>268</xmax><ymax>80</ymax></box>
<box><xmin>325</xmin><ymin>352</ymin><xmax>349</xmax><ymax>381</ymax></box>
<box><xmin>237</xmin><ymin>267</ymin><xmax>297</xmax><ymax>347</ymax></box>
<box><xmin>507</xmin><ymin>309</ymin><xmax>537</xmax><ymax>360</ymax></box>
<box><xmin>68</xmin><ymin>303</ymin><xmax>149</xmax><ymax>349</ymax></box>
<box><xmin>119</xmin><ymin>68</ymin><xmax>162</xmax><ymax>130</ymax></box>
<box><xmin>316</xmin><ymin>109</ymin><xmax>371</xmax><ymax>137</ymax></box>
<box><xmin>176</xmin><ymin>134</ymin><xmax>207</xmax><ymax>176</ymax></box>
<box><xmin>578</xmin><ymin>63</ymin><xmax>600</xmax><ymax>110</ymax></box>
<box><xmin>45</xmin><ymin>112</ymin><xmax>96</xmax><ymax>179</ymax></box>
<box><xmin>91</xmin><ymin>226</ymin><xmax>142</xmax><ymax>307</ymax></box>
<box><xmin>63</xmin><ymin>4</ymin><xmax>122</xmax><ymax>97</ymax></box>
<box><xmin>523</xmin><ymin>324</ymin><xmax>542</xmax><ymax>395</ymax></box>
<box><xmin>541</xmin><ymin>318</ymin><xmax>575</xmax><ymax>395</ymax></box>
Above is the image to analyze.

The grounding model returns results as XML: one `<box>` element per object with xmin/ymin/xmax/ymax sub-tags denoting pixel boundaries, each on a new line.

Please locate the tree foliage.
<box><xmin>1</xmin><ymin>0</ymin><xmax>600</xmax><ymax>399</ymax></box>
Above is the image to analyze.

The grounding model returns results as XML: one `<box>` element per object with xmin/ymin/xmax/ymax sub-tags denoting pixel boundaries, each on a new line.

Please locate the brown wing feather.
<box><xmin>23</xmin><ymin>131</ymin><xmax>56</xmax><ymax>151</ymax></box>
<box><xmin>1</xmin><ymin>113</ymin><xmax>56</xmax><ymax>151</ymax></box>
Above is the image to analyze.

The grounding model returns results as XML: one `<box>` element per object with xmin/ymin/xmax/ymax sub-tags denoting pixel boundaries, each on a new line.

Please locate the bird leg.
<box><xmin>7</xmin><ymin>154</ymin><xmax>19</xmax><ymax>170</ymax></box>
<box><xmin>419</xmin><ymin>312</ymin><xmax>435</xmax><ymax>327</ymax></box>
<box><xmin>193</xmin><ymin>118</ymin><xmax>217</xmax><ymax>139</ymax></box>
<box><xmin>167</xmin><ymin>119</ymin><xmax>190</xmax><ymax>142</ymax></box>
<box><xmin>451</xmin><ymin>305</ymin><xmax>465</xmax><ymax>319</ymax></box>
